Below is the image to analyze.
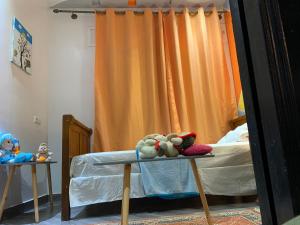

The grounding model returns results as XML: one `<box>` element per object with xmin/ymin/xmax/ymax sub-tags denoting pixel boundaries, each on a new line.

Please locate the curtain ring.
<box><xmin>114</xmin><ymin>10</ymin><xmax>126</xmax><ymax>15</ymax></box>
<box><xmin>133</xmin><ymin>10</ymin><xmax>144</xmax><ymax>15</ymax></box>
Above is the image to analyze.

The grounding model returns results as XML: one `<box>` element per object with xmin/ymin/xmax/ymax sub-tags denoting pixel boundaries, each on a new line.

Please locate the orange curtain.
<box><xmin>224</xmin><ymin>12</ymin><xmax>242</xmax><ymax>103</ymax></box>
<box><xmin>163</xmin><ymin>8</ymin><xmax>237</xmax><ymax>143</ymax></box>
<box><xmin>94</xmin><ymin>8</ymin><xmax>237</xmax><ymax>151</ymax></box>
<box><xmin>94</xmin><ymin>9</ymin><xmax>172</xmax><ymax>151</ymax></box>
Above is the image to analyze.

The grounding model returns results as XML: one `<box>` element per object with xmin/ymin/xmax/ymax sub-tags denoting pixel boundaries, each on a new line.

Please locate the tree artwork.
<box><xmin>11</xmin><ymin>18</ymin><xmax>32</xmax><ymax>75</ymax></box>
<box><xmin>16</xmin><ymin>32</ymin><xmax>31</xmax><ymax>71</ymax></box>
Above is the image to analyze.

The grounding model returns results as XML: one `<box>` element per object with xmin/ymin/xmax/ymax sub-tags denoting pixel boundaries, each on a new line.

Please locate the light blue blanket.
<box><xmin>137</xmin><ymin>151</ymin><xmax>199</xmax><ymax>198</ymax></box>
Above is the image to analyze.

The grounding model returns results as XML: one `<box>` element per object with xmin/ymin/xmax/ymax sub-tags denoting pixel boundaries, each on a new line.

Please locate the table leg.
<box><xmin>190</xmin><ymin>159</ymin><xmax>213</xmax><ymax>225</ymax></box>
<box><xmin>31</xmin><ymin>165</ymin><xmax>39</xmax><ymax>223</ymax></box>
<box><xmin>0</xmin><ymin>166</ymin><xmax>16</xmax><ymax>221</ymax></box>
<box><xmin>121</xmin><ymin>164</ymin><xmax>131</xmax><ymax>225</ymax></box>
<box><xmin>46</xmin><ymin>164</ymin><xmax>53</xmax><ymax>210</ymax></box>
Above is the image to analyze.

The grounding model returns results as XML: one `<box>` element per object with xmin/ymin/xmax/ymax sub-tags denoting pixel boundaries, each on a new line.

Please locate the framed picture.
<box><xmin>10</xmin><ymin>17</ymin><xmax>32</xmax><ymax>75</ymax></box>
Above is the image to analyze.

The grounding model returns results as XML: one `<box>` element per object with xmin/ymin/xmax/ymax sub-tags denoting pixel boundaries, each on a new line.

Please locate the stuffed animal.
<box><xmin>136</xmin><ymin>134</ymin><xmax>168</xmax><ymax>159</ymax></box>
<box><xmin>36</xmin><ymin>143</ymin><xmax>53</xmax><ymax>162</ymax></box>
<box><xmin>164</xmin><ymin>134</ymin><xmax>181</xmax><ymax>157</ymax></box>
<box><xmin>177</xmin><ymin>132</ymin><xmax>197</xmax><ymax>150</ymax></box>
<box><xmin>12</xmin><ymin>138</ymin><xmax>20</xmax><ymax>155</ymax></box>
<box><xmin>11</xmin><ymin>138</ymin><xmax>35</xmax><ymax>163</ymax></box>
<box><xmin>167</xmin><ymin>132</ymin><xmax>212</xmax><ymax>156</ymax></box>
<box><xmin>181</xmin><ymin>144</ymin><xmax>212</xmax><ymax>156</ymax></box>
<box><xmin>0</xmin><ymin>133</ymin><xmax>35</xmax><ymax>164</ymax></box>
<box><xmin>0</xmin><ymin>133</ymin><xmax>15</xmax><ymax>164</ymax></box>
<box><xmin>167</xmin><ymin>132</ymin><xmax>196</xmax><ymax>154</ymax></box>
<box><xmin>0</xmin><ymin>133</ymin><xmax>14</xmax><ymax>151</ymax></box>
<box><xmin>12</xmin><ymin>152</ymin><xmax>35</xmax><ymax>163</ymax></box>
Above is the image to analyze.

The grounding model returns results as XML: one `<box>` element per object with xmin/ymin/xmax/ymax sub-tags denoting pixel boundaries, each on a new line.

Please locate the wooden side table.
<box><xmin>0</xmin><ymin>161</ymin><xmax>57</xmax><ymax>223</ymax></box>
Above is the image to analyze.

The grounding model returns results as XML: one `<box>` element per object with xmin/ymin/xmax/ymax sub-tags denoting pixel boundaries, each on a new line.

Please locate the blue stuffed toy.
<box><xmin>11</xmin><ymin>138</ymin><xmax>35</xmax><ymax>163</ymax></box>
<box><xmin>0</xmin><ymin>133</ymin><xmax>35</xmax><ymax>164</ymax></box>
<box><xmin>0</xmin><ymin>133</ymin><xmax>15</xmax><ymax>164</ymax></box>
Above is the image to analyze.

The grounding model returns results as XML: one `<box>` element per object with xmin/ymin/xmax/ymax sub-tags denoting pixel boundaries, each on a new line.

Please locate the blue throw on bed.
<box><xmin>136</xmin><ymin>150</ymin><xmax>199</xmax><ymax>199</ymax></box>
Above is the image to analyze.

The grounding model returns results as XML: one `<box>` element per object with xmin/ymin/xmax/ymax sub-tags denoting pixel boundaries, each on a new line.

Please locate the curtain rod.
<box><xmin>52</xmin><ymin>8</ymin><xmax>228</xmax><ymax>15</ymax></box>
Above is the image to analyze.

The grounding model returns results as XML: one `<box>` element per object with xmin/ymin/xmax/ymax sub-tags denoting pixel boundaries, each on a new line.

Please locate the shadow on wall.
<box><xmin>0</xmin><ymin>167</ymin><xmax>22</xmax><ymax>208</ymax></box>
<box><xmin>0</xmin><ymin>165</ymin><xmax>48</xmax><ymax>211</ymax></box>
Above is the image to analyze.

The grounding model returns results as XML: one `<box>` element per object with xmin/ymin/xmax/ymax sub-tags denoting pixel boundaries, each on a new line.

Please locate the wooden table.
<box><xmin>0</xmin><ymin>161</ymin><xmax>57</xmax><ymax>223</ymax></box>
<box><xmin>94</xmin><ymin>155</ymin><xmax>214</xmax><ymax>225</ymax></box>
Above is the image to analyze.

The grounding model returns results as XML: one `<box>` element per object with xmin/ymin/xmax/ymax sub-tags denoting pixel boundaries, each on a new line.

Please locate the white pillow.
<box><xmin>217</xmin><ymin>123</ymin><xmax>249</xmax><ymax>144</ymax></box>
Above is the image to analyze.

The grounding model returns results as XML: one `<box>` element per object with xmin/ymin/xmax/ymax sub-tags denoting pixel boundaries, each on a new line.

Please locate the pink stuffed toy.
<box><xmin>181</xmin><ymin>144</ymin><xmax>212</xmax><ymax>156</ymax></box>
<box><xmin>168</xmin><ymin>132</ymin><xmax>213</xmax><ymax>156</ymax></box>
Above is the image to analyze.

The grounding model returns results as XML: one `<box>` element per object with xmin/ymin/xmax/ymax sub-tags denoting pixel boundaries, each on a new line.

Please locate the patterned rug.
<box><xmin>92</xmin><ymin>207</ymin><xmax>261</xmax><ymax>225</ymax></box>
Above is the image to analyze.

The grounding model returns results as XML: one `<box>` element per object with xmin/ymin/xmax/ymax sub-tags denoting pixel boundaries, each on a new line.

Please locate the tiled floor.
<box><xmin>1</xmin><ymin>198</ymin><xmax>258</xmax><ymax>225</ymax></box>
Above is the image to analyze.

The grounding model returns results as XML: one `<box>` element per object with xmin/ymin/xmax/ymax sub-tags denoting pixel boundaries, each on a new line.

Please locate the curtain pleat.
<box><xmin>94</xmin><ymin>8</ymin><xmax>238</xmax><ymax>151</ymax></box>
<box><xmin>94</xmin><ymin>9</ymin><xmax>172</xmax><ymax>151</ymax></box>
<box><xmin>162</xmin><ymin>8</ymin><xmax>237</xmax><ymax>143</ymax></box>
<box><xmin>224</xmin><ymin>11</ymin><xmax>242</xmax><ymax>103</ymax></box>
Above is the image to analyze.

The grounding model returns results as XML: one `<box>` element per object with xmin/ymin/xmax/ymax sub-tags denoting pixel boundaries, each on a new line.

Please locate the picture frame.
<box><xmin>10</xmin><ymin>17</ymin><xmax>32</xmax><ymax>75</ymax></box>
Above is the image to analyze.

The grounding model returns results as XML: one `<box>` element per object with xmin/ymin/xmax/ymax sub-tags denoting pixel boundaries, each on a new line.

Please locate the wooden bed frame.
<box><xmin>61</xmin><ymin>114</ymin><xmax>247</xmax><ymax>221</ymax></box>
<box><xmin>230</xmin><ymin>115</ymin><xmax>247</xmax><ymax>129</ymax></box>
<box><xmin>61</xmin><ymin>115</ymin><xmax>93</xmax><ymax>221</ymax></box>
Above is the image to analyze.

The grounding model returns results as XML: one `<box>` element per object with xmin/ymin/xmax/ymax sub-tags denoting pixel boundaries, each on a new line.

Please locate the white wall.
<box><xmin>0</xmin><ymin>0</ymin><xmax>95</xmax><ymax>208</ymax></box>
<box><xmin>0</xmin><ymin>0</ymin><xmax>49</xmax><ymax>208</ymax></box>
<box><xmin>48</xmin><ymin>13</ymin><xmax>95</xmax><ymax>193</ymax></box>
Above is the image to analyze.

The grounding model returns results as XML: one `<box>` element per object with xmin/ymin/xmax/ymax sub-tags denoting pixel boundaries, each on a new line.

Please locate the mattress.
<box><xmin>69</xmin><ymin>141</ymin><xmax>256</xmax><ymax>207</ymax></box>
<box><xmin>70</xmin><ymin>150</ymin><xmax>140</xmax><ymax>177</ymax></box>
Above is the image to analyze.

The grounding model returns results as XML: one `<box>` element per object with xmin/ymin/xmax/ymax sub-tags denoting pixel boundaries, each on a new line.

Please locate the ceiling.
<box><xmin>49</xmin><ymin>0</ymin><xmax>229</xmax><ymax>10</ymax></box>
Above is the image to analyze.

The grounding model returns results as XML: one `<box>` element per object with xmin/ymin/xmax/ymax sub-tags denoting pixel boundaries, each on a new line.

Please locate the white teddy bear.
<box><xmin>136</xmin><ymin>134</ymin><xmax>167</xmax><ymax>159</ymax></box>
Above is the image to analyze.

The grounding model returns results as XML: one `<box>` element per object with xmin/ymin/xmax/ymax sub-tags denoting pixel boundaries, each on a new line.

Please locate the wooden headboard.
<box><xmin>61</xmin><ymin>115</ymin><xmax>93</xmax><ymax>221</ymax></box>
<box><xmin>230</xmin><ymin>115</ymin><xmax>247</xmax><ymax>129</ymax></box>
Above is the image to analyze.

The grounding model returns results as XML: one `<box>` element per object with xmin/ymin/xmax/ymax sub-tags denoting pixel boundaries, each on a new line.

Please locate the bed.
<box><xmin>61</xmin><ymin>115</ymin><xmax>256</xmax><ymax>221</ymax></box>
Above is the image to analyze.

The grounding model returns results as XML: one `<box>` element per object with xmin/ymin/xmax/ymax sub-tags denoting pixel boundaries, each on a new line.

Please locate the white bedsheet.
<box><xmin>198</xmin><ymin>142</ymin><xmax>252</xmax><ymax>168</ymax></box>
<box><xmin>70</xmin><ymin>150</ymin><xmax>140</xmax><ymax>177</ymax></box>
<box><xmin>69</xmin><ymin>141</ymin><xmax>256</xmax><ymax>208</ymax></box>
<box><xmin>70</xmin><ymin>174</ymin><xmax>145</xmax><ymax>207</ymax></box>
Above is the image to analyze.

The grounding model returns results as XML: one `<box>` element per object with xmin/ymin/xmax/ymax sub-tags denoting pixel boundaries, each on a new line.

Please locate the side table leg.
<box><xmin>190</xmin><ymin>159</ymin><xmax>213</xmax><ymax>225</ymax></box>
<box><xmin>0</xmin><ymin>166</ymin><xmax>16</xmax><ymax>221</ymax></box>
<box><xmin>121</xmin><ymin>164</ymin><xmax>131</xmax><ymax>225</ymax></box>
<box><xmin>46</xmin><ymin>164</ymin><xmax>53</xmax><ymax>210</ymax></box>
<box><xmin>31</xmin><ymin>165</ymin><xmax>39</xmax><ymax>223</ymax></box>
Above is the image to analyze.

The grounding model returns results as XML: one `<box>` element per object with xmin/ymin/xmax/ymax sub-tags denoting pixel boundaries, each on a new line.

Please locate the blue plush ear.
<box><xmin>12</xmin><ymin>138</ymin><xmax>19</xmax><ymax>145</ymax></box>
